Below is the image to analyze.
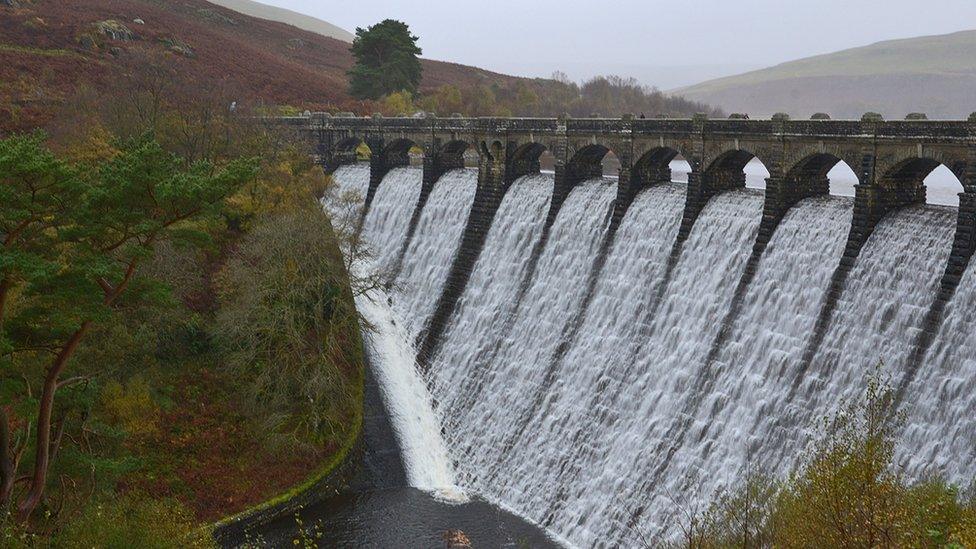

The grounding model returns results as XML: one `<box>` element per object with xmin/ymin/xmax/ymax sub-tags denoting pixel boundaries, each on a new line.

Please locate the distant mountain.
<box><xmin>675</xmin><ymin>30</ymin><xmax>976</xmax><ymax>119</ymax></box>
<box><xmin>205</xmin><ymin>0</ymin><xmax>354</xmax><ymax>42</ymax></box>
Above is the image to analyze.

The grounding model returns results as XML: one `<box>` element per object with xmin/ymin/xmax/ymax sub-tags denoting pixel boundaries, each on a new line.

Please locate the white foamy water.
<box><xmin>441</xmin><ymin>179</ymin><xmax>618</xmax><ymax>494</ymax></box>
<box><xmin>647</xmin><ymin>197</ymin><xmax>853</xmax><ymax>510</ymax></box>
<box><xmin>331</xmin><ymin>162</ymin><xmax>972</xmax><ymax>548</ymax></box>
<box><xmin>899</xmin><ymin>228</ymin><xmax>976</xmax><ymax>482</ymax></box>
<box><xmin>354</xmin><ymin>283</ymin><xmax>464</xmax><ymax>498</ymax></box>
<box><xmin>431</xmin><ymin>174</ymin><xmax>554</xmax><ymax>434</ymax></box>
<box><xmin>326</xmin><ymin>164</ymin><xmax>462</xmax><ymax>497</ymax></box>
<box><xmin>360</xmin><ymin>167</ymin><xmax>422</xmax><ymax>277</ymax></box>
<box><xmin>477</xmin><ymin>184</ymin><xmax>688</xmax><ymax>535</ymax></box>
<box><xmin>783</xmin><ymin>206</ymin><xmax>956</xmax><ymax>437</ymax></box>
<box><xmin>391</xmin><ymin>169</ymin><xmax>478</xmax><ymax>341</ymax></box>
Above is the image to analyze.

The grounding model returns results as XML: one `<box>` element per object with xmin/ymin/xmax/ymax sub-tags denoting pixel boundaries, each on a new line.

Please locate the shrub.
<box><xmin>669</xmin><ymin>372</ymin><xmax>976</xmax><ymax>548</ymax></box>
<box><xmin>54</xmin><ymin>494</ymin><xmax>213</xmax><ymax>549</ymax></box>
<box><xmin>213</xmin><ymin>207</ymin><xmax>363</xmax><ymax>451</ymax></box>
<box><xmin>99</xmin><ymin>376</ymin><xmax>160</xmax><ymax>438</ymax></box>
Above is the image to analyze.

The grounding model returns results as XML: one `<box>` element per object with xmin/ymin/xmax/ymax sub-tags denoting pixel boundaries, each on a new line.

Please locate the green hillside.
<box><xmin>676</xmin><ymin>30</ymin><xmax>976</xmax><ymax>119</ymax></box>
<box><xmin>205</xmin><ymin>0</ymin><xmax>354</xmax><ymax>42</ymax></box>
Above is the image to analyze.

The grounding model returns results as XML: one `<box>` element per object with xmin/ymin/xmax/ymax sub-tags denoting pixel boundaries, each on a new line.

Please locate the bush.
<box><xmin>213</xmin><ymin>207</ymin><xmax>363</xmax><ymax>451</ymax></box>
<box><xmin>54</xmin><ymin>495</ymin><xmax>213</xmax><ymax>549</ymax></box>
<box><xmin>669</xmin><ymin>372</ymin><xmax>976</xmax><ymax>548</ymax></box>
<box><xmin>99</xmin><ymin>376</ymin><xmax>160</xmax><ymax>438</ymax></box>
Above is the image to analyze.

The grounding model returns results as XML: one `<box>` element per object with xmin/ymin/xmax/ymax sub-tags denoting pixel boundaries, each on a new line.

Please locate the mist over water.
<box><xmin>331</xmin><ymin>160</ymin><xmax>976</xmax><ymax>547</ymax></box>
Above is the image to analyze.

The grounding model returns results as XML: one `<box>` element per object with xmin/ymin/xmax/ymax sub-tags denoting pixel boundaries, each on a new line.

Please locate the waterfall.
<box><xmin>431</xmin><ymin>174</ymin><xmax>555</xmax><ymax>434</ymax></box>
<box><xmin>391</xmin><ymin>169</ymin><xmax>478</xmax><ymax>341</ymax></box>
<box><xmin>780</xmin><ymin>205</ymin><xmax>956</xmax><ymax>446</ymax></box>
<box><xmin>325</xmin><ymin>163</ymin><xmax>462</xmax><ymax>497</ymax></box>
<box><xmin>360</xmin><ymin>166</ymin><xmax>422</xmax><ymax>277</ymax></box>
<box><xmin>437</xmin><ymin>179</ymin><xmax>618</xmax><ymax>497</ymax></box>
<box><xmin>330</xmin><ymin>161</ymin><xmax>973</xmax><ymax>548</ymax></box>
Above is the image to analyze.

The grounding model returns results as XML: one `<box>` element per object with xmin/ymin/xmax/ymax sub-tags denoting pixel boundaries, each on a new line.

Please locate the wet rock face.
<box><xmin>95</xmin><ymin>20</ymin><xmax>135</xmax><ymax>41</ymax></box>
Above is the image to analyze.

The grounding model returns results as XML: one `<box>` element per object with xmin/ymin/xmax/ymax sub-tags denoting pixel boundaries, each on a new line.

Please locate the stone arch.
<box><xmin>630</xmin><ymin>146</ymin><xmax>682</xmax><ymax>194</ymax></box>
<box><xmin>507</xmin><ymin>141</ymin><xmax>550</xmax><ymax>183</ymax></box>
<box><xmin>567</xmin><ymin>143</ymin><xmax>614</xmax><ymax>182</ymax></box>
<box><xmin>701</xmin><ymin>148</ymin><xmax>767</xmax><ymax>195</ymax></box>
<box><xmin>382</xmin><ymin>137</ymin><xmax>421</xmax><ymax>166</ymax></box>
<box><xmin>785</xmin><ymin>152</ymin><xmax>859</xmax><ymax>198</ymax></box>
<box><xmin>878</xmin><ymin>156</ymin><xmax>966</xmax><ymax>207</ymax></box>
<box><xmin>335</xmin><ymin>136</ymin><xmax>369</xmax><ymax>156</ymax></box>
<box><xmin>428</xmin><ymin>139</ymin><xmax>475</xmax><ymax>180</ymax></box>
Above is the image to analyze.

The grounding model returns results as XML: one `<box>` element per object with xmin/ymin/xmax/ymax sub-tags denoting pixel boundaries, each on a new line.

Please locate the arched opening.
<box><xmin>335</xmin><ymin>137</ymin><xmax>370</xmax><ymax>161</ymax></box>
<box><xmin>880</xmin><ymin>157</ymin><xmax>964</xmax><ymax>208</ymax></box>
<box><xmin>786</xmin><ymin>153</ymin><xmax>856</xmax><ymax>198</ymax></box>
<box><xmin>744</xmin><ymin>158</ymin><xmax>770</xmax><ymax>190</ymax></box>
<box><xmin>436</xmin><ymin>140</ymin><xmax>474</xmax><ymax>172</ymax></box>
<box><xmin>383</xmin><ymin>138</ymin><xmax>420</xmax><ymax>168</ymax></box>
<box><xmin>634</xmin><ymin>147</ymin><xmax>682</xmax><ymax>191</ymax></box>
<box><xmin>509</xmin><ymin>142</ymin><xmax>550</xmax><ymax>181</ymax></box>
<box><xmin>568</xmin><ymin>144</ymin><xmax>613</xmax><ymax>182</ymax></box>
<box><xmin>924</xmin><ymin>165</ymin><xmax>964</xmax><ymax>207</ymax></box>
<box><xmin>601</xmin><ymin>150</ymin><xmax>620</xmax><ymax>178</ymax></box>
<box><xmin>704</xmin><ymin>149</ymin><xmax>765</xmax><ymax>194</ymax></box>
<box><xmin>828</xmin><ymin>162</ymin><xmax>858</xmax><ymax>197</ymax></box>
<box><xmin>670</xmin><ymin>154</ymin><xmax>691</xmax><ymax>183</ymax></box>
<box><xmin>539</xmin><ymin>149</ymin><xmax>556</xmax><ymax>173</ymax></box>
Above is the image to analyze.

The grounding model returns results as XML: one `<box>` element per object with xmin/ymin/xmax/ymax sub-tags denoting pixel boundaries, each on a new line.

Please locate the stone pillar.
<box><xmin>416</xmin><ymin>135</ymin><xmax>513</xmax><ymax>367</ymax></box>
<box><xmin>546</xmin><ymin>119</ymin><xmax>572</xmax><ymax>227</ymax></box>
<box><xmin>363</xmin><ymin>136</ymin><xmax>389</xmax><ymax>215</ymax></box>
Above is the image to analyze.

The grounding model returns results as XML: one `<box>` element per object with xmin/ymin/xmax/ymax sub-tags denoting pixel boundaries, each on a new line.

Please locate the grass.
<box><xmin>0</xmin><ymin>43</ymin><xmax>85</xmax><ymax>59</ymax></box>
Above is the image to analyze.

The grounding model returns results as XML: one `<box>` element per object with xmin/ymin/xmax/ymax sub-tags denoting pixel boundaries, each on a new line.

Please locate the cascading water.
<box><xmin>430</xmin><ymin>174</ymin><xmax>554</xmax><ymax>433</ymax></box>
<box><xmin>637</xmin><ymin>196</ymin><xmax>853</xmax><ymax>518</ymax></box>
<box><xmin>482</xmin><ymin>184</ymin><xmax>688</xmax><ymax>534</ymax></box>
<box><xmin>325</xmin><ymin>163</ymin><xmax>461</xmax><ymax>496</ymax></box>
<box><xmin>330</xmin><ymin>159</ymin><xmax>973</xmax><ymax>548</ymax></box>
<box><xmin>777</xmin><ymin>205</ymin><xmax>956</xmax><ymax>453</ymax></box>
<box><xmin>436</xmin><ymin>179</ymin><xmax>618</xmax><ymax>497</ymax></box>
<box><xmin>391</xmin><ymin>169</ymin><xmax>478</xmax><ymax>341</ymax></box>
<box><xmin>897</xmin><ymin>211</ymin><xmax>976</xmax><ymax>483</ymax></box>
<box><xmin>360</xmin><ymin>166</ymin><xmax>422</xmax><ymax>277</ymax></box>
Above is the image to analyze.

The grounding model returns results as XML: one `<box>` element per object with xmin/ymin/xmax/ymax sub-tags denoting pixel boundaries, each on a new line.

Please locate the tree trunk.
<box><xmin>15</xmin><ymin>322</ymin><xmax>89</xmax><ymax>522</ymax></box>
<box><xmin>0</xmin><ymin>407</ymin><xmax>13</xmax><ymax>509</ymax></box>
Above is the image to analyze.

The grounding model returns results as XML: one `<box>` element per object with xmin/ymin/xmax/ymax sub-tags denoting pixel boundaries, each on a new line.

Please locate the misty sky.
<box><xmin>261</xmin><ymin>0</ymin><xmax>976</xmax><ymax>88</ymax></box>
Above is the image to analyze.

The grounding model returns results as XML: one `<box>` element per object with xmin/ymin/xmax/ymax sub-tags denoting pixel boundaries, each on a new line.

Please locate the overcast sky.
<box><xmin>261</xmin><ymin>0</ymin><xmax>976</xmax><ymax>88</ymax></box>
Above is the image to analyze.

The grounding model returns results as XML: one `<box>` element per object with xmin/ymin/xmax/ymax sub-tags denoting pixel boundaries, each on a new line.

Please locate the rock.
<box><xmin>133</xmin><ymin>18</ymin><xmax>145</xmax><ymax>25</ymax></box>
<box><xmin>77</xmin><ymin>34</ymin><xmax>98</xmax><ymax>51</ymax></box>
<box><xmin>196</xmin><ymin>8</ymin><xmax>236</xmax><ymax>26</ymax></box>
<box><xmin>160</xmin><ymin>37</ymin><xmax>195</xmax><ymax>58</ymax></box>
<box><xmin>287</xmin><ymin>38</ymin><xmax>307</xmax><ymax>49</ymax></box>
<box><xmin>443</xmin><ymin>530</ymin><xmax>472</xmax><ymax>548</ymax></box>
<box><xmin>95</xmin><ymin>20</ymin><xmax>135</xmax><ymax>41</ymax></box>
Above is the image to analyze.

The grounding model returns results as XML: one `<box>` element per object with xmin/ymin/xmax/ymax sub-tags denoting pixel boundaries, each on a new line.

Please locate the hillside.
<box><xmin>0</xmin><ymin>0</ymin><xmax>527</xmax><ymax>131</ymax></box>
<box><xmin>676</xmin><ymin>30</ymin><xmax>976</xmax><ymax>119</ymax></box>
<box><xmin>204</xmin><ymin>0</ymin><xmax>354</xmax><ymax>42</ymax></box>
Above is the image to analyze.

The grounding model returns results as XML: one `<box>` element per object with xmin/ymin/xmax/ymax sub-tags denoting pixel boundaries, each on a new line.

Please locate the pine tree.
<box><xmin>348</xmin><ymin>19</ymin><xmax>423</xmax><ymax>100</ymax></box>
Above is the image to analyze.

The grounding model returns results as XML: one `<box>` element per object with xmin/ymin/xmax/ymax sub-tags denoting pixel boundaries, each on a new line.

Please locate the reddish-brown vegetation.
<box><xmin>0</xmin><ymin>0</ymin><xmax>526</xmax><ymax>132</ymax></box>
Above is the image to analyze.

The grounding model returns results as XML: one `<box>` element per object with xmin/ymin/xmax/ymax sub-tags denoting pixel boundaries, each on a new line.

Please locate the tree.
<box><xmin>0</xmin><ymin>134</ymin><xmax>255</xmax><ymax>520</ymax></box>
<box><xmin>348</xmin><ymin>19</ymin><xmax>423</xmax><ymax>100</ymax></box>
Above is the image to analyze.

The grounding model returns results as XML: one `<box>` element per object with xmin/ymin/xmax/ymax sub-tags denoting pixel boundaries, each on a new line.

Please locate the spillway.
<box><xmin>391</xmin><ymin>169</ymin><xmax>478</xmax><ymax>341</ymax></box>
<box><xmin>329</xmin><ymin>161</ymin><xmax>974</xmax><ymax>548</ymax></box>
<box><xmin>360</xmin><ymin>166</ymin><xmax>422</xmax><ymax>277</ymax></box>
